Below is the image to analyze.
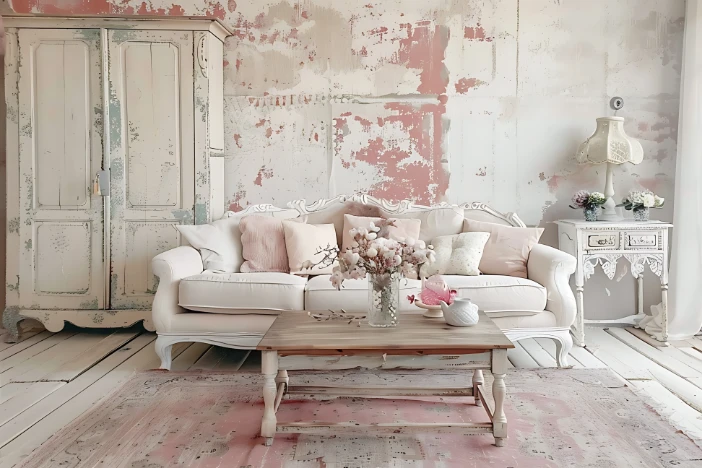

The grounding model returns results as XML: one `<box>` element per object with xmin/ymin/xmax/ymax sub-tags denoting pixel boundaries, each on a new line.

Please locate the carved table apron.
<box><xmin>556</xmin><ymin>220</ymin><xmax>673</xmax><ymax>347</ymax></box>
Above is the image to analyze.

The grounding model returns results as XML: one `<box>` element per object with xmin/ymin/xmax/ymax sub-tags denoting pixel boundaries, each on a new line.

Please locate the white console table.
<box><xmin>555</xmin><ymin>220</ymin><xmax>673</xmax><ymax>347</ymax></box>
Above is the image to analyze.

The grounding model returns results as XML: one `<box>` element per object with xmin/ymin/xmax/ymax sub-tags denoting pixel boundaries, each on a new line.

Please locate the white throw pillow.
<box><xmin>420</xmin><ymin>232</ymin><xmax>490</xmax><ymax>277</ymax></box>
<box><xmin>283</xmin><ymin>221</ymin><xmax>338</xmax><ymax>275</ymax></box>
<box><xmin>177</xmin><ymin>218</ymin><xmax>244</xmax><ymax>273</ymax></box>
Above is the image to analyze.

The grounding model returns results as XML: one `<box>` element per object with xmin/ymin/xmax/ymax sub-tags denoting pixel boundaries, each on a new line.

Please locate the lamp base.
<box><xmin>598</xmin><ymin>197</ymin><xmax>622</xmax><ymax>221</ymax></box>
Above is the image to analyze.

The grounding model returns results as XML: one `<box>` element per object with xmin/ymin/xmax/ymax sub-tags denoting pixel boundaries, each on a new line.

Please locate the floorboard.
<box><xmin>608</xmin><ymin>328</ymin><xmax>702</xmax><ymax>381</ymax></box>
<box><xmin>190</xmin><ymin>346</ymin><xmax>251</xmax><ymax>371</ymax></box>
<box><xmin>0</xmin><ymin>332</ymin><xmax>76</xmax><ymax>378</ymax></box>
<box><xmin>171</xmin><ymin>343</ymin><xmax>211</xmax><ymax>371</ymax></box>
<box><xmin>568</xmin><ymin>345</ymin><xmax>608</xmax><ymax>369</ymax></box>
<box><xmin>506</xmin><ymin>342</ymin><xmax>539</xmax><ymax>369</ymax></box>
<box><xmin>0</xmin><ymin>331</ymin><xmax>44</xmax><ymax>356</ymax></box>
<box><xmin>0</xmin><ymin>382</ymin><xmax>64</xmax><ymax>427</ymax></box>
<box><xmin>519</xmin><ymin>338</ymin><xmax>557</xmax><ymax>368</ymax></box>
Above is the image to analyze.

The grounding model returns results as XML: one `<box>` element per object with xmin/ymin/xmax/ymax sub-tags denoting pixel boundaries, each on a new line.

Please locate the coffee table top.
<box><xmin>257</xmin><ymin>311</ymin><xmax>514</xmax><ymax>355</ymax></box>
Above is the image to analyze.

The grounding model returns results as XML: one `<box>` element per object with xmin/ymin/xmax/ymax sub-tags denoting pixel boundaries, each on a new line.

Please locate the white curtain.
<box><xmin>654</xmin><ymin>0</ymin><xmax>702</xmax><ymax>340</ymax></box>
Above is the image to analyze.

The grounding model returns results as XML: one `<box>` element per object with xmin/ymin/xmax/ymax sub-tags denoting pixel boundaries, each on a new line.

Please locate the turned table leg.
<box><xmin>492</xmin><ymin>349</ymin><xmax>508</xmax><ymax>447</ymax></box>
<box><xmin>275</xmin><ymin>369</ymin><xmax>289</xmax><ymax>391</ymax></box>
<box><xmin>472</xmin><ymin>369</ymin><xmax>484</xmax><ymax>407</ymax></box>
<box><xmin>261</xmin><ymin>351</ymin><xmax>279</xmax><ymax>446</ymax></box>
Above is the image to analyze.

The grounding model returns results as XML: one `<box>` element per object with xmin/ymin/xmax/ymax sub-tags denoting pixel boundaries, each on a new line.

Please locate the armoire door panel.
<box><xmin>124</xmin><ymin>42</ymin><xmax>180</xmax><ymax>208</ymax></box>
<box><xmin>34</xmin><ymin>221</ymin><xmax>92</xmax><ymax>294</ymax></box>
<box><xmin>108</xmin><ymin>30</ymin><xmax>194</xmax><ymax>309</ymax></box>
<box><xmin>17</xmin><ymin>29</ymin><xmax>104</xmax><ymax>309</ymax></box>
<box><xmin>35</xmin><ymin>41</ymin><xmax>92</xmax><ymax>209</ymax></box>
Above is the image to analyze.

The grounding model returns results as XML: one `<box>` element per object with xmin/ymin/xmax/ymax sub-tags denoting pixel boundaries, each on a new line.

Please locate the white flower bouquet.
<box><xmin>618</xmin><ymin>190</ymin><xmax>665</xmax><ymax>211</ymax></box>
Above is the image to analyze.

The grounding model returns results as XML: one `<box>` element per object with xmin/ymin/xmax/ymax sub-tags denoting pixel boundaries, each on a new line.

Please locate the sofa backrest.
<box><xmin>289</xmin><ymin>195</ymin><xmax>526</xmax><ymax>244</ymax></box>
<box><xmin>222</xmin><ymin>195</ymin><xmax>525</xmax><ymax>246</ymax></box>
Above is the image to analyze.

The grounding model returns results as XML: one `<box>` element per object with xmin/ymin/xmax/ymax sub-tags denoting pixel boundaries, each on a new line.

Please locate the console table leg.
<box><xmin>660</xmin><ymin>283</ymin><xmax>669</xmax><ymax>344</ymax></box>
<box><xmin>492</xmin><ymin>349</ymin><xmax>508</xmax><ymax>447</ymax></box>
<box><xmin>261</xmin><ymin>351</ymin><xmax>279</xmax><ymax>445</ymax></box>
<box><xmin>472</xmin><ymin>369</ymin><xmax>484</xmax><ymax>407</ymax></box>
<box><xmin>573</xmin><ymin>285</ymin><xmax>586</xmax><ymax>347</ymax></box>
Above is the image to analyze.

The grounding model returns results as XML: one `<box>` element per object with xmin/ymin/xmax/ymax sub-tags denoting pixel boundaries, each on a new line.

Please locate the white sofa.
<box><xmin>152</xmin><ymin>195</ymin><xmax>577</xmax><ymax>369</ymax></box>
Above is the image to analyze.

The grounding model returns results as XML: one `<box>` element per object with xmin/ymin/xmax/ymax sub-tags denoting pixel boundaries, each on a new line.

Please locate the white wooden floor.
<box><xmin>1</xmin><ymin>325</ymin><xmax>702</xmax><ymax>466</ymax></box>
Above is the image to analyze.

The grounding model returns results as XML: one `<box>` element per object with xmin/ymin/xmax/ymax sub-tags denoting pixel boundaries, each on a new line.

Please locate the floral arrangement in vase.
<box><xmin>569</xmin><ymin>190</ymin><xmax>607</xmax><ymax>222</ymax></box>
<box><xmin>304</xmin><ymin>219</ymin><xmax>435</xmax><ymax>327</ymax></box>
<box><xmin>617</xmin><ymin>190</ymin><xmax>664</xmax><ymax>221</ymax></box>
<box><xmin>408</xmin><ymin>275</ymin><xmax>457</xmax><ymax>318</ymax></box>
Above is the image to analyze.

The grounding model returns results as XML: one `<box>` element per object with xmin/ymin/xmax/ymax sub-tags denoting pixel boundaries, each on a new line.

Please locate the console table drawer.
<box><xmin>585</xmin><ymin>232</ymin><xmax>619</xmax><ymax>250</ymax></box>
<box><xmin>624</xmin><ymin>232</ymin><xmax>659</xmax><ymax>250</ymax></box>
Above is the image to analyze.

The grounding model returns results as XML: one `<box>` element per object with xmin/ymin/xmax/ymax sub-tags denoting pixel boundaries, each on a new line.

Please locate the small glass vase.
<box><xmin>633</xmin><ymin>207</ymin><xmax>650</xmax><ymax>221</ymax></box>
<box><xmin>583</xmin><ymin>206</ymin><xmax>600</xmax><ymax>222</ymax></box>
<box><xmin>368</xmin><ymin>272</ymin><xmax>400</xmax><ymax>328</ymax></box>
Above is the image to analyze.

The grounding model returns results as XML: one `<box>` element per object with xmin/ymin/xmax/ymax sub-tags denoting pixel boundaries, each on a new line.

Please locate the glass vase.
<box><xmin>368</xmin><ymin>272</ymin><xmax>400</xmax><ymax>328</ymax></box>
<box><xmin>583</xmin><ymin>206</ymin><xmax>600</xmax><ymax>222</ymax></box>
<box><xmin>633</xmin><ymin>207</ymin><xmax>650</xmax><ymax>221</ymax></box>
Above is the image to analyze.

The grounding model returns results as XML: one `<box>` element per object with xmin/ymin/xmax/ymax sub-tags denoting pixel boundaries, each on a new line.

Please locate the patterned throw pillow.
<box><xmin>420</xmin><ymin>232</ymin><xmax>491</xmax><ymax>277</ymax></box>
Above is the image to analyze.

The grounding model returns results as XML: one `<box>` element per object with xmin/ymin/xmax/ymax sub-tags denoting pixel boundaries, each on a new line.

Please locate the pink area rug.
<box><xmin>17</xmin><ymin>369</ymin><xmax>702</xmax><ymax>467</ymax></box>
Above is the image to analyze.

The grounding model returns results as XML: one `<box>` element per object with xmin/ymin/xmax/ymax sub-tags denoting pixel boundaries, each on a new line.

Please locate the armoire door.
<box><xmin>107</xmin><ymin>30</ymin><xmax>195</xmax><ymax>309</ymax></box>
<box><xmin>16</xmin><ymin>29</ymin><xmax>105</xmax><ymax>310</ymax></box>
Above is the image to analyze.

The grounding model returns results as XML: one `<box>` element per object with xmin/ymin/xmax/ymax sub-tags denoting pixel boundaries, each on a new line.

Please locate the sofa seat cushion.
<box><xmin>179</xmin><ymin>271</ymin><xmax>306</xmax><ymax>314</ymax></box>
<box><xmin>442</xmin><ymin>275</ymin><xmax>547</xmax><ymax>316</ymax></box>
<box><xmin>305</xmin><ymin>275</ymin><xmax>421</xmax><ymax>313</ymax></box>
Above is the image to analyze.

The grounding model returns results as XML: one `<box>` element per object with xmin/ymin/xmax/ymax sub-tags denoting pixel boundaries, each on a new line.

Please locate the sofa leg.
<box><xmin>155</xmin><ymin>336</ymin><xmax>173</xmax><ymax>370</ymax></box>
<box><xmin>553</xmin><ymin>331</ymin><xmax>573</xmax><ymax>369</ymax></box>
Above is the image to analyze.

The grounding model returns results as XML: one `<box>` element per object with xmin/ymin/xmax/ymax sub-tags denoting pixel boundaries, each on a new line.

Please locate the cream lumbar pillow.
<box><xmin>420</xmin><ymin>232</ymin><xmax>490</xmax><ymax>277</ymax></box>
<box><xmin>463</xmin><ymin>219</ymin><xmax>544</xmax><ymax>278</ymax></box>
<box><xmin>283</xmin><ymin>221</ymin><xmax>338</xmax><ymax>275</ymax></box>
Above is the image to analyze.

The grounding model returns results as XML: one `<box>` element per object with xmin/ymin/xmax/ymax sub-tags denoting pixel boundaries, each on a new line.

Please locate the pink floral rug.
<box><xmin>17</xmin><ymin>369</ymin><xmax>702</xmax><ymax>467</ymax></box>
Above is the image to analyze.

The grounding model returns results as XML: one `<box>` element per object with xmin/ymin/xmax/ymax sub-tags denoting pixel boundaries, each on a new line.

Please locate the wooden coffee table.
<box><xmin>256</xmin><ymin>310</ymin><xmax>515</xmax><ymax>447</ymax></box>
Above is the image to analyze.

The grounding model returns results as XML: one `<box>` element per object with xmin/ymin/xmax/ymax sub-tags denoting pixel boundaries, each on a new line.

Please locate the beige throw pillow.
<box><xmin>420</xmin><ymin>232</ymin><xmax>491</xmax><ymax>277</ymax></box>
<box><xmin>462</xmin><ymin>219</ymin><xmax>543</xmax><ymax>278</ymax></box>
<box><xmin>341</xmin><ymin>214</ymin><xmax>421</xmax><ymax>252</ymax></box>
<box><xmin>283</xmin><ymin>222</ymin><xmax>338</xmax><ymax>275</ymax></box>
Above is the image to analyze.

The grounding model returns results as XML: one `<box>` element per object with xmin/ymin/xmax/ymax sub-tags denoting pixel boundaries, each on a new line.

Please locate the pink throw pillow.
<box><xmin>462</xmin><ymin>219</ymin><xmax>543</xmax><ymax>278</ymax></box>
<box><xmin>239</xmin><ymin>215</ymin><xmax>292</xmax><ymax>273</ymax></box>
<box><xmin>341</xmin><ymin>214</ymin><xmax>421</xmax><ymax>252</ymax></box>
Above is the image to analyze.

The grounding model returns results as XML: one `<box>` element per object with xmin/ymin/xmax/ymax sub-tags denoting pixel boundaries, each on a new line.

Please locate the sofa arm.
<box><xmin>527</xmin><ymin>244</ymin><xmax>577</xmax><ymax>328</ymax></box>
<box><xmin>151</xmin><ymin>246</ymin><xmax>204</xmax><ymax>332</ymax></box>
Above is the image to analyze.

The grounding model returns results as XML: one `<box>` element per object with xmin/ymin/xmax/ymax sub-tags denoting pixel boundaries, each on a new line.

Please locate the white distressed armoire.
<box><xmin>2</xmin><ymin>16</ymin><xmax>230</xmax><ymax>341</ymax></box>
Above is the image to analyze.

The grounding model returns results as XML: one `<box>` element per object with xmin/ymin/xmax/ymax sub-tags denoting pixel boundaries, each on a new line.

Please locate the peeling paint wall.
<box><xmin>5</xmin><ymin>0</ymin><xmax>684</xmax><ymax>319</ymax></box>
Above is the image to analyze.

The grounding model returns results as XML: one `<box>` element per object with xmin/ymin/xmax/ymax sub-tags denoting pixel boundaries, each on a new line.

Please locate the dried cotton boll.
<box><xmin>367</xmin><ymin>248</ymin><xmax>378</xmax><ymax>257</ymax></box>
<box><xmin>366</xmin><ymin>232</ymin><xmax>377</xmax><ymax>240</ymax></box>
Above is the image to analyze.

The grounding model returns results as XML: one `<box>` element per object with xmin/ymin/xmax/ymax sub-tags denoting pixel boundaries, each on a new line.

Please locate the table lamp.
<box><xmin>575</xmin><ymin>97</ymin><xmax>643</xmax><ymax>221</ymax></box>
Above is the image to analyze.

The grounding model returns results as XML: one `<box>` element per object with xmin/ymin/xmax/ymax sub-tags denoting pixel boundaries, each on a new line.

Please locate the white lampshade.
<box><xmin>575</xmin><ymin>116</ymin><xmax>643</xmax><ymax>221</ymax></box>
<box><xmin>576</xmin><ymin>117</ymin><xmax>643</xmax><ymax>165</ymax></box>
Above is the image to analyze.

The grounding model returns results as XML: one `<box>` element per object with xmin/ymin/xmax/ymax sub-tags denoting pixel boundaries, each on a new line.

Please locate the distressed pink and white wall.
<box><xmin>3</xmin><ymin>0</ymin><xmax>684</xmax><ymax>319</ymax></box>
